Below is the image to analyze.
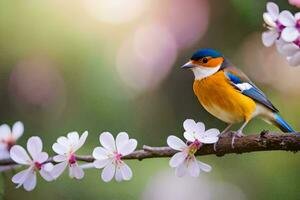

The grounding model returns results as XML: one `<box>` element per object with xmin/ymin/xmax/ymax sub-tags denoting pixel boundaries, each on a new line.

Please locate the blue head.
<box><xmin>181</xmin><ymin>48</ymin><xmax>225</xmax><ymax>80</ymax></box>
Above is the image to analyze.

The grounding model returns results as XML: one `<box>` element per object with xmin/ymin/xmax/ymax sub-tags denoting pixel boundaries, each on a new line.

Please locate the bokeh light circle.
<box><xmin>9</xmin><ymin>58</ymin><xmax>66</xmax><ymax>116</ymax></box>
<box><xmin>156</xmin><ymin>0</ymin><xmax>210</xmax><ymax>49</ymax></box>
<box><xmin>116</xmin><ymin>23</ymin><xmax>177</xmax><ymax>94</ymax></box>
<box><xmin>83</xmin><ymin>0</ymin><xmax>146</xmax><ymax>24</ymax></box>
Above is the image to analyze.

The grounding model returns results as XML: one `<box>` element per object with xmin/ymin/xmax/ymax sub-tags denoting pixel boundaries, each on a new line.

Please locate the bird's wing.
<box><xmin>223</xmin><ymin>66</ymin><xmax>279</xmax><ymax>112</ymax></box>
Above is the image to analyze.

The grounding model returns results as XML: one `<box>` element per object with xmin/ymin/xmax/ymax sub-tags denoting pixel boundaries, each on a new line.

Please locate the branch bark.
<box><xmin>1</xmin><ymin>131</ymin><xmax>300</xmax><ymax>167</ymax></box>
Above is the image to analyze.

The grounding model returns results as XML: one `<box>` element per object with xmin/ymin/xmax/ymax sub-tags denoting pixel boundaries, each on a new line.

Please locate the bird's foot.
<box><xmin>231</xmin><ymin>131</ymin><xmax>244</xmax><ymax>149</ymax></box>
<box><xmin>214</xmin><ymin>131</ymin><xmax>233</xmax><ymax>151</ymax></box>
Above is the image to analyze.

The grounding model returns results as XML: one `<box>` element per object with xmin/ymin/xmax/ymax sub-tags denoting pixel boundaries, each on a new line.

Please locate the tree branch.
<box><xmin>1</xmin><ymin>131</ymin><xmax>300</xmax><ymax>167</ymax></box>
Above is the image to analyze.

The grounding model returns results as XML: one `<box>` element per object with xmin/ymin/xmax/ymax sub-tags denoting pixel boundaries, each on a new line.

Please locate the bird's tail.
<box><xmin>272</xmin><ymin>114</ymin><xmax>294</xmax><ymax>133</ymax></box>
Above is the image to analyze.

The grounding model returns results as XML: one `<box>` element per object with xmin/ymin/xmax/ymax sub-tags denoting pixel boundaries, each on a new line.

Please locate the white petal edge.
<box><xmin>99</xmin><ymin>132</ymin><xmax>116</xmax><ymax>152</ymax></box>
<box><xmin>281</xmin><ymin>27</ymin><xmax>299</xmax><ymax>42</ymax></box>
<box><xmin>262</xmin><ymin>30</ymin><xmax>279</xmax><ymax>47</ymax></box>
<box><xmin>12</xmin><ymin>121</ymin><xmax>24</xmax><ymax>140</ymax></box>
<box><xmin>167</xmin><ymin>135</ymin><xmax>187</xmax><ymax>151</ymax></box>
<box><xmin>116</xmin><ymin>132</ymin><xmax>129</xmax><ymax>152</ymax></box>
<box><xmin>74</xmin><ymin>131</ymin><xmax>88</xmax><ymax>151</ymax></box>
<box><xmin>101</xmin><ymin>162</ymin><xmax>115</xmax><ymax>182</ymax></box>
<box><xmin>183</xmin><ymin>119</ymin><xmax>196</xmax><ymax>132</ymax></box>
<box><xmin>118</xmin><ymin>139</ymin><xmax>137</xmax><ymax>156</ymax></box>
<box><xmin>10</xmin><ymin>145</ymin><xmax>31</xmax><ymax>165</ymax></box>
<box><xmin>198</xmin><ymin>160</ymin><xmax>212</xmax><ymax>172</ymax></box>
<box><xmin>27</xmin><ymin>136</ymin><xmax>43</xmax><ymax>161</ymax></box>
<box><xmin>279</xmin><ymin>10</ymin><xmax>296</xmax><ymax>26</ymax></box>
<box><xmin>169</xmin><ymin>152</ymin><xmax>186</xmax><ymax>168</ymax></box>
<box><xmin>266</xmin><ymin>2</ymin><xmax>279</xmax><ymax>20</ymax></box>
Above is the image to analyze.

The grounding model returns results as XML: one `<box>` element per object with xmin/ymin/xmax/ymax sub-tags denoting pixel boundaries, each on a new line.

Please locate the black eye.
<box><xmin>202</xmin><ymin>57</ymin><xmax>208</xmax><ymax>63</ymax></box>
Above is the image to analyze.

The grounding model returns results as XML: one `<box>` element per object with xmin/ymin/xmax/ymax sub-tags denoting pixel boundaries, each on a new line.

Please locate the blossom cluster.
<box><xmin>0</xmin><ymin>120</ymin><xmax>220</xmax><ymax>191</ymax></box>
<box><xmin>167</xmin><ymin>119</ymin><xmax>219</xmax><ymax>177</ymax></box>
<box><xmin>262</xmin><ymin>2</ymin><xmax>300</xmax><ymax>66</ymax></box>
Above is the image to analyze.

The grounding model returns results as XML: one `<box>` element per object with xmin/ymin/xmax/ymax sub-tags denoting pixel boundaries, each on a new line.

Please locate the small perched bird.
<box><xmin>182</xmin><ymin>48</ymin><xmax>294</xmax><ymax>146</ymax></box>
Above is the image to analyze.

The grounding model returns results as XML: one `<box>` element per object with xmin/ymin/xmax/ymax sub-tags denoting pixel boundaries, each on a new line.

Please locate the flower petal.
<box><xmin>266</xmin><ymin>2</ymin><xmax>279</xmax><ymax>20</ymax></box>
<box><xmin>281</xmin><ymin>27</ymin><xmax>299</xmax><ymax>42</ymax></box>
<box><xmin>23</xmin><ymin>171</ymin><xmax>37</xmax><ymax>191</ymax></box>
<box><xmin>12</xmin><ymin>167</ymin><xmax>33</xmax><ymax>187</ymax></box>
<box><xmin>169</xmin><ymin>152</ymin><xmax>186</xmax><ymax>168</ymax></box>
<box><xmin>115</xmin><ymin>167</ymin><xmax>123</xmax><ymax>182</ymax></box>
<box><xmin>74</xmin><ymin>131</ymin><xmax>88</xmax><ymax>151</ymax></box>
<box><xmin>93</xmin><ymin>158</ymin><xmax>110</xmax><ymax>169</ymax></box>
<box><xmin>175</xmin><ymin>163</ymin><xmax>186</xmax><ymax>177</ymax></box>
<box><xmin>34</xmin><ymin>152</ymin><xmax>49</xmax><ymax>163</ymax></box>
<box><xmin>53</xmin><ymin>154</ymin><xmax>67</xmax><ymax>162</ymax></box>
<box><xmin>52</xmin><ymin>143</ymin><xmax>68</xmax><ymax>155</ymax></box>
<box><xmin>10</xmin><ymin>145</ymin><xmax>31</xmax><ymax>165</ymax></box>
<box><xmin>51</xmin><ymin>161</ymin><xmax>68</xmax><ymax>179</ymax></box>
<box><xmin>93</xmin><ymin>147</ymin><xmax>110</xmax><ymax>160</ymax></box>
<box><xmin>198</xmin><ymin>160</ymin><xmax>212</xmax><ymax>172</ymax></box>
<box><xmin>27</xmin><ymin>136</ymin><xmax>43</xmax><ymax>161</ymax></box>
<box><xmin>263</xmin><ymin>13</ymin><xmax>277</xmax><ymax>27</ymax></box>
<box><xmin>12</xmin><ymin>121</ymin><xmax>24</xmax><ymax>140</ymax></box>
<box><xmin>118</xmin><ymin>139</ymin><xmax>137</xmax><ymax>156</ymax></box>
<box><xmin>262</xmin><ymin>30</ymin><xmax>279</xmax><ymax>47</ymax></box>
<box><xmin>183</xmin><ymin>119</ymin><xmax>196</xmax><ymax>132</ymax></box>
<box><xmin>288</xmin><ymin>51</ymin><xmax>300</xmax><ymax>66</ymax></box>
<box><xmin>204</xmin><ymin>128</ymin><xmax>220</xmax><ymax>137</ymax></box>
<box><xmin>187</xmin><ymin>157</ymin><xmax>200</xmax><ymax>177</ymax></box>
<box><xmin>279</xmin><ymin>10</ymin><xmax>296</xmax><ymax>26</ymax></box>
<box><xmin>57</xmin><ymin>136</ymin><xmax>70</xmax><ymax>147</ymax></box>
<box><xmin>116</xmin><ymin>132</ymin><xmax>129</xmax><ymax>152</ymax></box>
<box><xmin>167</xmin><ymin>135</ymin><xmax>187</xmax><ymax>151</ymax></box>
<box><xmin>120</xmin><ymin>163</ymin><xmax>132</xmax><ymax>181</ymax></box>
<box><xmin>67</xmin><ymin>132</ymin><xmax>80</xmax><ymax>145</ymax></box>
<box><xmin>69</xmin><ymin>163</ymin><xmax>84</xmax><ymax>179</ymax></box>
<box><xmin>40</xmin><ymin>163</ymin><xmax>54</xmax><ymax>181</ymax></box>
<box><xmin>100</xmin><ymin>132</ymin><xmax>116</xmax><ymax>152</ymax></box>
<box><xmin>280</xmin><ymin>43</ymin><xmax>299</xmax><ymax>56</ymax></box>
<box><xmin>183</xmin><ymin>132</ymin><xmax>196</xmax><ymax>142</ymax></box>
<box><xmin>0</xmin><ymin>149</ymin><xmax>10</xmax><ymax>160</ymax></box>
<box><xmin>296</xmin><ymin>12</ymin><xmax>300</xmax><ymax>20</ymax></box>
<box><xmin>101</xmin><ymin>162</ymin><xmax>115</xmax><ymax>182</ymax></box>
<box><xmin>0</xmin><ymin>124</ymin><xmax>11</xmax><ymax>140</ymax></box>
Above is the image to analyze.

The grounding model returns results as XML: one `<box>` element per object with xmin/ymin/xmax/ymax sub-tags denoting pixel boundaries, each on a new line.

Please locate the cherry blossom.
<box><xmin>183</xmin><ymin>119</ymin><xmax>219</xmax><ymax>144</ymax></box>
<box><xmin>167</xmin><ymin>135</ymin><xmax>212</xmax><ymax>177</ymax></box>
<box><xmin>0</xmin><ymin>122</ymin><xmax>24</xmax><ymax>159</ymax></box>
<box><xmin>278</xmin><ymin>11</ymin><xmax>300</xmax><ymax>42</ymax></box>
<box><xmin>51</xmin><ymin>131</ymin><xmax>88</xmax><ymax>179</ymax></box>
<box><xmin>93</xmin><ymin>132</ymin><xmax>137</xmax><ymax>182</ymax></box>
<box><xmin>10</xmin><ymin>136</ymin><xmax>54</xmax><ymax>191</ymax></box>
<box><xmin>262</xmin><ymin>2</ymin><xmax>300</xmax><ymax>66</ymax></box>
<box><xmin>262</xmin><ymin>2</ymin><xmax>282</xmax><ymax>47</ymax></box>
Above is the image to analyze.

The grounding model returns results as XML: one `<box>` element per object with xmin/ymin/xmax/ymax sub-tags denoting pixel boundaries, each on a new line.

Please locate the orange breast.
<box><xmin>193</xmin><ymin>71</ymin><xmax>256</xmax><ymax>124</ymax></box>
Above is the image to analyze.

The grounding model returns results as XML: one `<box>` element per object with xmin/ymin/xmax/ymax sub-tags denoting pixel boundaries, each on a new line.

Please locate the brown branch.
<box><xmin>1</xmin><ymin>132</ymin><xmax>300</xmax><ymax>167</ymax></box>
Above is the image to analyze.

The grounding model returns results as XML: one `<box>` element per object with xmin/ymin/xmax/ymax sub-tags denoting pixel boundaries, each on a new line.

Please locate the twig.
<box><xmin>0</xmin><ymin>132</ymin><xmax>300</xmax><ymax>167</ymax></box>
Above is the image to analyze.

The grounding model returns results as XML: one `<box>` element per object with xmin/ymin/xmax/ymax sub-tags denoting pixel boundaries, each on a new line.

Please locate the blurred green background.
<box><xmin>1</xmin><ymin>0</ymin><xmax>300</xmax><ymax>199</ymax></box>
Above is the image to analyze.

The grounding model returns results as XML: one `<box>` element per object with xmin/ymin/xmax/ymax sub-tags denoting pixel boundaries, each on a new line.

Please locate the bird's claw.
<box><xmin>231</xmin><ymin>131</ymin><xmax>244</xmax><ymax>149</ymax></box>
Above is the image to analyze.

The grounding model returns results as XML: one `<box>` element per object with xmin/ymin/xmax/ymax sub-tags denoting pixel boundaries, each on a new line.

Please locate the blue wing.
<box><xmin>224</xmin><ymin>67</ymin><xmax>278</xmax><ymax>113</ymax></box>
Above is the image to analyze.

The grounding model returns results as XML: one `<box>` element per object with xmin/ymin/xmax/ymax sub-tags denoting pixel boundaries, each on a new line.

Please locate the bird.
<box><xmin>181</xmin><ymin>48</ymin><xmax>294</xmax><ymax>147</ymax></box>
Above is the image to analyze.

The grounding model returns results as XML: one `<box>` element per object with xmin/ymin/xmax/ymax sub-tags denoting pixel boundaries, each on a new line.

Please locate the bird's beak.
<box><xmin>181</xmin><ymin>61</ymin><xmax>194</xmax><ymax>69</ymax></box>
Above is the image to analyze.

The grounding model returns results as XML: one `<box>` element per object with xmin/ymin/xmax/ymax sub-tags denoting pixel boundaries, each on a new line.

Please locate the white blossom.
<box><xmin>262</xmin><ymin>2</ymin><xmax>300</xmax><ymax>66</ymax></box>
<box><xmin>0</xmin><ymin>122</ymin><xmax>24</xmax><ymax>159</ymax></box>
<box><xmin>167</xmin><ymin>135</ymin><xmax>212</xmax><ymax>177</ymax></box>
<box><xmin>183</xmin><ymin>119</ymin><xmax>219</xmax><ymax>144</ymax></box>
<box><xmin>262</xmin><ymin>2</ymin><xmax>281</xmax><ymax>47</ymax></box>
<box><xmin>93</xmin><ymin>132</ymin><xmax>137</xmax><ymax>182</ymax></box>
<box><xmin>51</xmin><ymin>131</ymin><xmax>88</xmax><ymax>180</ymax></box>
<box><xmin>10</xmin><ymin>136</ymin><xmax>54</xmax><ymax>191</ymax></box>
<box><xmin>278</xmin><ymin>11</ymin><xmax>300</xmax><ymax>42</ymax></box>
